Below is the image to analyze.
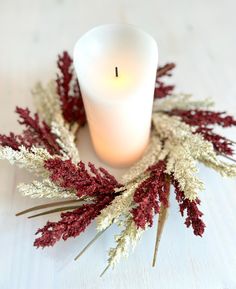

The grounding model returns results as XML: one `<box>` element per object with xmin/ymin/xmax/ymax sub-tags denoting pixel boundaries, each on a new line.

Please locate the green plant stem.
<box><xmin>100</xmin><ymin>264</ymin><xmax>110</xmax><ymax>278</ymax></box>
<box><xmin>16</xmin><ymin>199</ymin><xmax>84</xmax><ymax>216</ymax></box>
<box><xmin>221</xmin><ymin>153</ymin><xmax>236</xmax><ymax>163</ymax></box>
<box><xmin>152</xmin><ymin>177</ymin><xmax>170</xmax><ymax>267</ymax></box>
<box><xmin>74</xmin><ymin>226</ymin><xmax>111</xmax><ymax>261</ymax></box>
<box><xmin>28</xmin><ymin>205</ymin><xmax>81</xmax><ymax>219</ymax></box>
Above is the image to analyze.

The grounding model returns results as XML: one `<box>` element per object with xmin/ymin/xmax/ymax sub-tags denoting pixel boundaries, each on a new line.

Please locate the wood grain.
<box><xmin>0</xmin><ymin>0</ymin><xmax>236</xmax><ymax>288</ymax></box>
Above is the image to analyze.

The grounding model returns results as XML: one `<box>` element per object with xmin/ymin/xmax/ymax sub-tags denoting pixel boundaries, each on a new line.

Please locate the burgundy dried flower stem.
<box><xmin>154</xmin><ymin>63</ymin><xmax>176</xmax><ymax>99</ymax></box>
<box><xmin>172</xmin><ymin>179</ymin><xmax>205</xmax><ymax>237</ymax></box>
<box><xmin>152</xmin><ymin>176</ymin><xmax>170</xmax><ymax>267</ymax></box>
<box><xmin>156</xmin><ymin>63</ymin><xmax>176</xmax><ymax>78</ymax></box>
<box><xmin>44</xmin><ymin>158</ymin><xmax>122</xmax><ymax>198</ymax></box>
<box><xmin>132</xmin><ymin>161</ymin><xmax>169</xmax><ymax>229</ymax></box>
<box><xmin>16</xmin><ymin>107</ymin><xmax>61</xmax><ymax>155</ymax></box>
<box><xmin>170</xmin><ymin>109</ymin><xmax>236</xmax><ymax>127</ymax></box>
<box><xmin>0</xmin><ymin>107</ymin><xmax>61</xmax><ymax>155</ymax></box>
<box><xmin>56</xmin><ymin>51</ymin><xmax>86</xmax><ymax>126</ymax></box>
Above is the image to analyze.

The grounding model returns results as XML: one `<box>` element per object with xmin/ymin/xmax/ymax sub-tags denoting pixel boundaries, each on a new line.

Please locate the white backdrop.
<box><xmin>0</xmin><ymin>1</ymin><xmax>236</xmax><ymax>288</ymax></box>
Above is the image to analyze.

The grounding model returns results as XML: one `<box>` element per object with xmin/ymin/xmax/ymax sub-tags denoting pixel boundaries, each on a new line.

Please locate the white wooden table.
<box><xmin>1</xmin><ymin>0</ymin><xmax>236</xmax><ymax>288</ymax></box>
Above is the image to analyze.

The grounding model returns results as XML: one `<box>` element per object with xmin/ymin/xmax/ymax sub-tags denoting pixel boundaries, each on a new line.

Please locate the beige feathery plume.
<box><xmin>106</xmin><ymin>217</ymin><xmax>143</xmax><ymax>268</ymax></box>
<box><xmin>32</xmin><ymin>81</ymin><xmax>62</xmax><ymax>125</ymax></box>
<box><xmin>164</xmin><ymin>139</ymin><xmax>204</xmax><ymax>200</ymax></box>
<box><xmin>18</xmin><ymin>179</ymin><xmax>77</xmax><ymax>199</ymax></box>
<box><xmin>198</xmin><ymin>150</ymin><xmax>236</xmax><ymax>177</ymax></box>
<box><xmin>51</xmin><ymin>119</ymin><xmax>80</xmax><ymax>164</ymax></box>
<box><xmin>152</xmin><ymin>113</ymin><xmax>236</xmax><ymax>200</ymax></box>
<box><xmin>0</xmin><ymin>146</ymin><xmax>52</xmax><ymax>177</ymax></box>
<box><xmin>0</xmin><ymin>144</ymin><xmax>78</xmax><ymax>199</ymax></box>
<box><xmin>96</xmin><ymin>181</ymin><xmax>141</xmax><ymax>231</ymax></box>
<box><xmin>32</xmin><ymin>81</ymin><xmax>80</xmax><ymax>163</ymax></box>
<box><xmin>153</xmin><ymin>93</ymin><xmax>214</xmax><ymax>112</ymax></box>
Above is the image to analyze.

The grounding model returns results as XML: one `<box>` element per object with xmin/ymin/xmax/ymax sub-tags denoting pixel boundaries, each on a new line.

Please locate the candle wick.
<box><xmin>115</xmin><ymin>66</ymin><xmax>119</xmax><ymax>77</ymax></box>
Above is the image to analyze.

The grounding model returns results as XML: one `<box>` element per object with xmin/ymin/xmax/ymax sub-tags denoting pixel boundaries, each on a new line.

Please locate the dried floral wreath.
<box><xmin>1</xmin><ymin>52</ymin><xmax>236</xmax><ymax>276</ymax></box>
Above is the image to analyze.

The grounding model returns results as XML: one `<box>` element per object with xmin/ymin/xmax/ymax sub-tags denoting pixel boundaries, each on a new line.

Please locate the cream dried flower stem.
<box><xmin>153</xmin><ymin>93</ymin><xmax>214</xmax><ymax>112</ymax></box>
<box><xmin>32</xmin><ymin>81</ymin><xmax>62</xmax><ymax>125</ymax></box>
<box><xmin>100</xmin><ymin>217</ymin><xmax>143</xmax><ymax>277</ymax></box>
<box><xmin>0</xmin><ymin>146</ymin><xmax>52</xmax><ymax>177</ymax></box>
<box><xmin>51</xmin><ymin>119</ymin><xmax>80</xmax><ymax>163</ymax></box>
<box><xmin>18</xmin><ymin>179</ymin><xmax>76</xmax><ymax>199</ymax></box>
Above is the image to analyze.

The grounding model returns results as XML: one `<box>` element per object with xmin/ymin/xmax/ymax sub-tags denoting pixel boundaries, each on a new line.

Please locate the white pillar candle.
<box><xmin>73</xmin><ymin>24</ymin><xmax>158</xmax><ymax>167</ymax></box>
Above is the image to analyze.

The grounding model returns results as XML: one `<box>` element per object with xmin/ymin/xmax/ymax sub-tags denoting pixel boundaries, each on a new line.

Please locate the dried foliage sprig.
<box><xmin>0</xmin><ymin>146</ymin><xmax>51</xmax><ymax>177</ymax></box>
<box><xmin>32</xmin><ymin>81</ymin><xmax>62</xmax><ymax>125</ymax></box>
<box><xmin>32</xmin><ymin>158</ymin><xmax>123</xmax><ymax>248</ymax></box>
<box><xmin>172</xmin><ymin>178</ymin><xmax>205</xmax><ymax>237</ymax></box>
<box><xmin>51</xmin><ymin>119</ymin><xmax>80</xmax><ymax>163</ymax></box>
<box><xmin>132</xmin><ymin>161</ymin><xmax>169</xmax><ymax>229</ymax></box>
<box><xmin>153</xmin><ymin>113</ymin><xmax>236</xmax><ymax>191</ymax></box>
<box><xmin>103</xmin><ymin>216</ymin><xmax>144</xmax><ymax>272</ymax></box>
<box><xmin>170</xmin><ymin>109</ymin><xmax>236</xmax><ymax>127</ymax></box>
<box><xmin>18</xmin><ymin>179</ymin><xmax>77</xmax><ymax>199</ymax></box>
<box><xmin>1</xmin><ymin>51</ymin><xmax>236</xmax><ymax>276</ymax></box>
<box><xmin>56</xmin><ymin>51</ymin><xmax>86</xmax><ymax>126</ymax></box>
<box><xmin>44</xmin><ymin>158</ymin><xmax>122</xmax><ymax>198</ymax></box>
<box><xmin>155</xmin><ymin>63</ymin><xmax>175</xmax><ymax>99</ymax></box>
<box><xmin>195</xmin><ymin>127</ymin><xmax>234</xmax><ymax>156</ymax></box>
<box><xmin>170</xmin><ymin>109</ymin><xmax>236</xmax><ymax>156</ymax></box>
<box><xmin>34</xmin><ymin>194</ymin><xmax>114</xmax><ymax>248</ymax></box>
<box><xmin>153</xmin><ymin>93</ymin><xmax>214</xmax><ymax>112</ymax></box>
<box><xmin>0</xmin><ymin>107</ymin><xmax>61</xmax><ymax>155</ymax></box>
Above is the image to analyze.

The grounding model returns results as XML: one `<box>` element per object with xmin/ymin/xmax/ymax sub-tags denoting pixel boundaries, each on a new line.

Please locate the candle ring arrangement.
<box><xmin>1</xmin><ymin>51</ymin><xmax>236</xmax><ymax>276</ymax></box>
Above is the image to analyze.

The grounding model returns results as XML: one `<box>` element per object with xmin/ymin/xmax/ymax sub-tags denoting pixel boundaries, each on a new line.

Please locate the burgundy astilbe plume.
<box><xmin>154</xmin><ymin>63</ymin><xmax>175</xmax><ymax>99</ymax></box>
<box><xmin>44</xmin><ymin>157</ymin><xmax>121</xmax><ymax>197</ymax></box>
<box><xmin>35</xmin><ymin>159</ymin><xmax>121</xmax><ymax>248</ymax></box>
<box><xmin>0</xmin><ymin>107</ymin><xmax>61</xmax><ymax>155</ymax></box>
<box><xmin>56</xmin><ymin>51</ymin><xmax>86</xmax><ymax>125</ymax></box>
<box><xmin>170</xmin><ymin>109</ymin><xmax>236</xmax><ymax>156</ymax></box>
<box><xmin>155</xmin><ymin>82</ymin><xmax>175</xmax><ymax>99</ymax></box>
<box><xmin>132</xmin><ymin>160</ymin><xmax>169</xmax><ymax>229</ymax></box>
<box><xmin>0</xmin><ymin>132</ymin><xmax>25</xmax><ymax>151</ymax></box>
<box><xmin>195</xmin><ymin>127</ymin><xmax>234</xmax><ymax>156</ymax></box>
<box><xmin>170</xmin><ymin>109</ymin><xmax>236</xmax><ymax>127</ymax></box>
<box><xmin>34</xmin><ymin>194</ymin><xmax>114</xmax><ymax>248</ymax></box>
<box><xmin>172</xmin><ymin>179</ymin><xmax>205</xmax><ymax>237</ymax></box>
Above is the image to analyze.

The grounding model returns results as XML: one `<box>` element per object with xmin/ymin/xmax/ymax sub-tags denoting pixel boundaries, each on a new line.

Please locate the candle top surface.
<box><xmin>74</xmin><ymin>24</ymin><xmax>158</xmax><ymax>102</ymax></box>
